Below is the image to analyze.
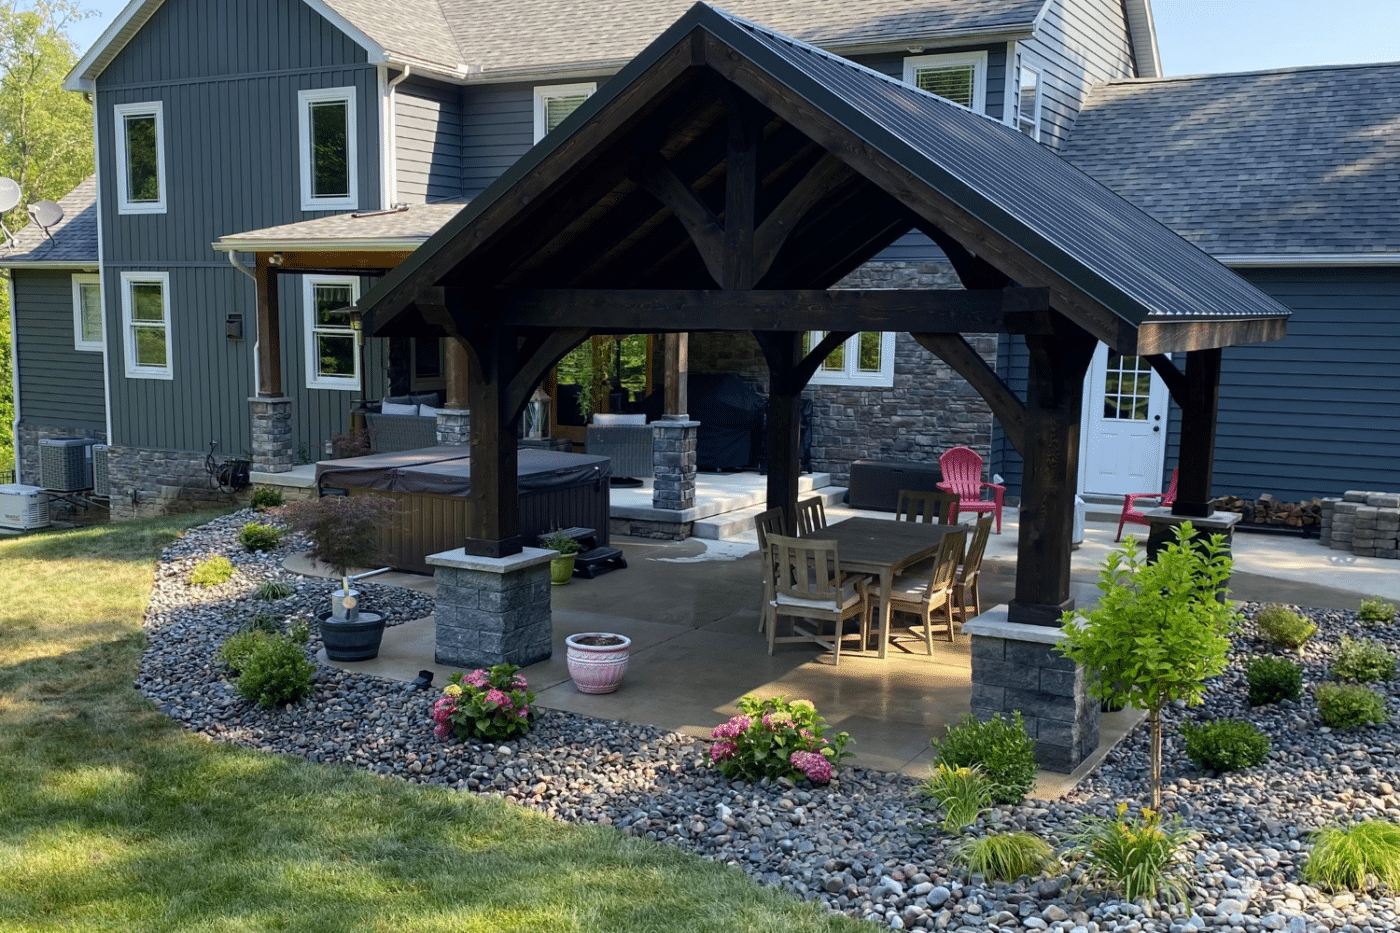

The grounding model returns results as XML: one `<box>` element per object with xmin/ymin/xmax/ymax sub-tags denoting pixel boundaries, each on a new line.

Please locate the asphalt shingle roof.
<box><xmin>217</xmin><ymin>200</ymin><xmax>468</xmax><ymax>249</ymax></box>
<box><xmin>0</xmin><ymin>176</ymin><xmax>98</xmax><ymax>266</ymax></box>
<box><xmin>1061</xmin><ymin>63</ymin><xmax>1400</xmax><ymax>258</ymax></box>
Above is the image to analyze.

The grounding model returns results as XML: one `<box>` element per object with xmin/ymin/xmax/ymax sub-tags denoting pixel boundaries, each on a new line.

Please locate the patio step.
<box><xmin>693</xmin><ymin>485</ymin><xmax>849</xmax><ymax>540</ymax></box>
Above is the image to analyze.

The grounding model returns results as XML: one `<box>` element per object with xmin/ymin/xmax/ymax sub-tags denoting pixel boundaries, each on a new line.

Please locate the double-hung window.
<box><xmin>903</xmin><ymin>51</ymin><xmax>988</xmax><ymax>113</ymax></box>
<box><xmin>1015</xmin><ymin>51</ymin><xmax>1045</xmax><ymax>140</ymax></box>
<box><xmin>804</xmin><ymin>331</ymin><xmax>896</xmax><ymax>388</ymax></box>
<box><xmin>114</xmin><ymin>101</ymin><xmax>166</xmax><ymax>214</ymax></box>
<box><xmin>304</xmin><ymin>276</ymin><xmax>360</xmax><ymax>390</ymax></box>
<box><xmin>533</xmin><ymin>83</ymin><xmax>595</xmax><ymax>143</ymax></box>
<box><xmin>72</xmin><ymin>274</ymin><xmax>103</xmax><ymax>352</ymax></box>
<box><xmin>298</xmin><ymin>87</ymin><xmax>357</xmax><ymax>210</ymax></box>
<box><xmin>120</xmin><ymin>272</ymin><xmax>172</xmax><ymax>379</ymax></box>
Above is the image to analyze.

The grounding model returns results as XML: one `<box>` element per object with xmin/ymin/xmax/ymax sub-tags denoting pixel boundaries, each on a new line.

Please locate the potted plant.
<box><xmin>564</xmin><ymin>632</ymin><xmax>631</xmax><ymax>693</ymax></box>
<box><xmin>542</xmin><ymin>529</ymin><xmax>583</xmax><ymax>585</ymax></box>
<box><xmin>279</xmin><ymin>493</ymin><xmax>394</xmax><ymax>661</ymax></box>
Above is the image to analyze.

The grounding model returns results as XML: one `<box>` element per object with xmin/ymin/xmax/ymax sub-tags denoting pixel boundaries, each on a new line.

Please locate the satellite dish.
<box><xmin>30</xmin><ymin>200</ymin><xmax>63</xmax><ymax>229</ymax></box>
<box><xmin>0</xmin><ymin>177</ymin><xmax>19</xmax><ymax>213</ymax></box>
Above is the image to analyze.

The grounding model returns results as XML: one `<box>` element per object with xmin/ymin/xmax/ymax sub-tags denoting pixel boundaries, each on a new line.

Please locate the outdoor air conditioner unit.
<box><xmin>39</xmin><ymin>437</ymin><xmax>96</xmax><ymax>492</ymax></box>
<box><xmin>0</xmin><ymin>484</ymin><xmax>51</xmax><ymax>531</ymax></box>
<box><xmin>92</xmin><ymin>444</ymin><xmax>110</xmax><ymax>498</ymax></box>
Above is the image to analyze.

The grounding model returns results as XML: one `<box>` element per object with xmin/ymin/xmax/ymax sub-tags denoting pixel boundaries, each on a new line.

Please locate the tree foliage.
<box><xmin>0</xmin><ymin>1</ymin><xmax>94</xmax><ymax>471</ymax></box>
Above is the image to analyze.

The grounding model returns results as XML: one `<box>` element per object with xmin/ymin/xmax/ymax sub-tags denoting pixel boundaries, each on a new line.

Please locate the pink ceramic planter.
<box><xmin>565</xmin><ymin>632</ymin><xmax>631</xmax><ymax>694</ymax></box>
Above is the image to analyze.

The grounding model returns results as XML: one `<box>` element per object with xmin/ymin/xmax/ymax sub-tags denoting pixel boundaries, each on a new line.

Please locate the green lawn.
<box><xmin>0</xmin><ymin>512</ymin><xmax>863</xmax><ymax>932</ymax></box>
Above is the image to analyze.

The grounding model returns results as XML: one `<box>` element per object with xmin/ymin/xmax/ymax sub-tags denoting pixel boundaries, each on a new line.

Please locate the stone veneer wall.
<box><xmin>1322</xmin><ymin>491</ymin><xmax>1400</xmax><ymax>560</ymax></box>
<box><xmin>689</xmin><ymin>260</ymin><xmax>996</xmax><ymax>485</ymax></box>
<box><xmin>107</xmin><ymin>446</ymin><xmax>246</xmax><ymax>520</ymax></box>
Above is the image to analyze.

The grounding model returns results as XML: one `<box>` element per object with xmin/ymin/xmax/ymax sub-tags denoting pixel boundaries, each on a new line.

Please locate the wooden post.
<box><xmin>1172</xmin><ymin>348</ymin><xmax>1223</xmax><ymax>519</ymax></box>
<box><xmin>662</xmin><ymin>332</ymin><xmax>689</xmax><ymax>418</ymax></box>
<box><xmin>1007</xmin><ymin>326</ymin><xmax>1097</xmax><ymax>626</ymax></box>
<box><xmin>758</xmin><ymin>331</ymin><xmax>803</xmax><ymax>533</ymax></box>
<box><xmin>445</xmin><ymin>337</ymin><xmax>470</xmax><ymax>410</ymax></box>
<box><xmin>463</xmin><ymin>326</ymin><xmax>522</xmax><ymax>558</ymax></box>
<box><xmin>254</xmin><ymin>256</ymin><xmax>283</xmax><ymax>398</ymax></box>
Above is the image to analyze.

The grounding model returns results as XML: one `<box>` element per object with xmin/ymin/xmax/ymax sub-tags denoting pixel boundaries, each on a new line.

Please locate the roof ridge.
<box><xmin>1102</xmin><ymin>58</ymin><xmax>1400</xmax><ymax>86</ymax></box>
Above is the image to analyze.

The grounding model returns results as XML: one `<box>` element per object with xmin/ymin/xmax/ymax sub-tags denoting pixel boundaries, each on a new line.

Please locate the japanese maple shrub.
<box><xmin>1058</xmin><ymin>523</ymin><xmax>1237</xmax><ymax>808</ymax></box>
<box><xmin>709</xmin><ymin>695</ymin><xmax>851</xmax><ymax>785</ymax></box>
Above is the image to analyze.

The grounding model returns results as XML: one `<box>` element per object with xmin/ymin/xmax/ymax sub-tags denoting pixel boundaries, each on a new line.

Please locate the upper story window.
<box><xmin>804</xmin><ymin>331</ymin><xmax>896</xmax><ymax>388</ymax></box>
<box><xmin>304</xmin><ymin>276</ymin><xmax>361</xmax><ymax>390</ymax></box>
<box><xmin>72</xmin><ymin>274</ymin><xmax>103</xmax><ymax>352</ymax></box>
<box><xmin>120</xmin><ymin>271</ymin><xmax>172</xmax><ymax>380</ymax></box>
<box><xmin>903</xmin><ymin>51</ymin><xmax>988</xmax><ymax>113</ymax></box>
<box><xmin>298</xmin><ymin>87</ymin><xmax>358</xmax><ymax>211</ymax></box>
<box><xmin>114</xmin><ymin>101</ymin><xmax>166</xmax><ymax>214</ymax></box>
<box><xmin>533</xmin><ymin>83</ymin><xmax>595</xmax><ymax>143</ymax></box>
<box><xmin>1016</xmin><ymin>51</ymin><xmax>1045</xmax><ymax>140</ymax></box>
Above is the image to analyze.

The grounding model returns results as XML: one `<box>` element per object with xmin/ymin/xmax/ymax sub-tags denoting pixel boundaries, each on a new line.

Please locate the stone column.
<box><xmin>249</xmin><ymin>397</ymin><xmax>293</xmax><ymax>473</ymax></box>
<box><xmin>651</xmin><ymin>419</ymin><xmax>699</xmax><ymax>511</ymax></box>
<box><xmin>1142</xmin><ymin>508</ymin><xmax>1241</xmax><ymax>560</ymax></box>
<box><xmin>964</xmin><ymin>610</ymin><xmax>1100</xmax><ymax>773</ymax></box>
<box><xmin>427</xmin><ymin>547</ymin><xmax>554</xmax><ymax>668</ymax></box>
<box><xmin>436</xmin><ymin>409</ymin><xmax>470</xmax><ymax>447</ymax></box>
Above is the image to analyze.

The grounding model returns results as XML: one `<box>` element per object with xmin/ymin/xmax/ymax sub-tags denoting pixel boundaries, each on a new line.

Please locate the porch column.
<box><xmin>758</xmin><ymin>331</ymin><xmax>803</xmax><ymax>532</ymax></box>
<box><xmin>1007</xmin><ymin>326</ymin><xmax>1097</xmax><ymax>626</ymax></box>
<box><xmin>437</xmin><ymin>337</ymin><xmax>471</xmax><ymax>446</ymax></box>
<box><xmin>463</xmin><ymin>326</ymin><xmax>521</xmax><ymax>558</ymax></box>
<box><xmin>662</xmin><ymin>332</ymin><xmax>689</xmax><ymax>417</ymax></box>
<box><xmin>249</xmin><ymin>257</ymin><xmax>293</xmax><ymax>473</ymax></box>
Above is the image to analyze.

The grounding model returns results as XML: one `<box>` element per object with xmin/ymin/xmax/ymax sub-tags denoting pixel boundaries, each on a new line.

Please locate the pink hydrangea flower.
<box><xmin>790</xmin><ymin>751</ymin><xmax>834</xmax><ymax>784</ymax></box>
<box><xmin>710</xmin><ymin>740</ymin><xmax>737</xmax><ymax>762</ymax></box>
<box><xmin>432</xmin><ymin>698</ymin><xmax>456</xmax><ymax>723</ymax></box>
<box><xmin>465</xmin><ymin>669</ymin><xmax>490</xmax><ymax>688</ymax></box>
<box><xmin>515</xmin><ymin>704</ymin><xmax>530</xmax><ymax>719</ymax></box>
<box><xmin>512</xmin><ymin>675</ymin><xmax>529</xmax><ymax>690</ymax></box>
<box><xmin>484</xmin><ymin>688</ymin><xmax>510</xmax><ymax>708</ymax></box>
<box><xmin>730</xmin><ymin>715</ymin><xmax>753</xmax><ymax>734</ymax></box>
<box><xmin>433</xmin><ymin>722</ymin><xmax>451</xmax><ymax>739</ymax></box>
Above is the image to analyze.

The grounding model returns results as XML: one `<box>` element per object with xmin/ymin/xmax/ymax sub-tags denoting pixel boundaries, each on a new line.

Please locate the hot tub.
<box><xmin>316</xmin><ymin>448</ymin><xmax>612</xmax><ymax>573</ymax></box>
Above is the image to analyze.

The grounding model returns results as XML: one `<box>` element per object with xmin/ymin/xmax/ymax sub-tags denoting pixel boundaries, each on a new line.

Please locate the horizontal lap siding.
<box><xmin>12</xmin><ymin>271</ymin><xmax>105</xmax><ymax>430</ymax></box>
<box><xmin>95</xmin><ymin>0</ymin><xmax>379</xmax><ymax>456</ymax></box>
<box><xmin>396</xmin><ymin>77</ymin><xmax>463</xmax><ymax>202</ymax></box>
<box><xmin>460</xmin><ymin>83</ymin><xmax>537</xmax><ymax>197</ymax></box>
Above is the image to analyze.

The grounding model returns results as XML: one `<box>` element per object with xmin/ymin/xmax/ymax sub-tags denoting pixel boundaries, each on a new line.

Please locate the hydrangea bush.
<box><xmin>708</xmin><ymin>694</ymin><xmax>851</xmax><ymax>784</ymax></box>
<box><xmin>431</xmin><ymin>664</ymin><xmax>535</xmax><ymax>742</ymax></box>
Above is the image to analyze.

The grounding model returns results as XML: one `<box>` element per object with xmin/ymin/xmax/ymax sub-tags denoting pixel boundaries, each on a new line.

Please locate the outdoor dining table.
<box><xmin>808</xmin><ymin>516</ymin><xmax>969</xmax><ymax>659</ymax></box>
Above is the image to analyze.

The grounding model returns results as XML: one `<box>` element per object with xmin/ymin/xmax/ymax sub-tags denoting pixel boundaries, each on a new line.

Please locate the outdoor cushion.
<box><xmin>382</xmin><ymin>394</ymin><xmax>417</xmax><ymax>407</ymax></box>
<box><xmin>381</xmin><ymin>401</ymin><xmax>418</xmax><ymax>416</ymax></box>
<box><xmin>592</xmin><ymin>412</ymin><xmax>647</xmax><ymax>425</ymax></box>
<box><xmin>418</xmin><ymin>405</ymin><xmax>438</xmax><ymax>418</ymax></box>
<box><xmin>773</xmin><ymin>580</ymin><xmax>864</xmax><ymax>612</ymax></box>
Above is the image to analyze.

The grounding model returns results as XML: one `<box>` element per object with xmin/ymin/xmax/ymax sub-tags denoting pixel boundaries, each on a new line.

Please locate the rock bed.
<box><xmin>140</xmin><ymin>511</ymin><xmax>1399</xmax><ymax>932</ymax></box>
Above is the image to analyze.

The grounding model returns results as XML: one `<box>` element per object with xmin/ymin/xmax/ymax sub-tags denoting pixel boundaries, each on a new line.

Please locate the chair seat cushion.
<box><xmin>774</xmin><ymin>581</ymin><xmax>863</xmax><ymax>612</ymax></box>
<box><xmin>867</xmin><ymin>575</ymin><xmax>928</xmax><ymax>600</ymax></box>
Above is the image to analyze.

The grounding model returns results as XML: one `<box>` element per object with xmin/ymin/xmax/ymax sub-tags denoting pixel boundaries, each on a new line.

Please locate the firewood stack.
<box><xmin>1212</xmin><ymin>494</ymin><xmax>1322</xmax><ymax>528</ymax></box>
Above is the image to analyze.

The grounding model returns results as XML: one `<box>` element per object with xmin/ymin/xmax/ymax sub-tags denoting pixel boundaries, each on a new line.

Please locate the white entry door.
<box><xmin>1079</xmin><ymin>344</ymin><xmax>1169</xmax><ymax>497</ymax></box>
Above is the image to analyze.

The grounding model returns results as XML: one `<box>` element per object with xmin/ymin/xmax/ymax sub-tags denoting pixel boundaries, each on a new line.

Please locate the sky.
<box><xmin>62</xmin><ymin>0</ymin><xmax>1400</xmax><ymax>77</ymax></box>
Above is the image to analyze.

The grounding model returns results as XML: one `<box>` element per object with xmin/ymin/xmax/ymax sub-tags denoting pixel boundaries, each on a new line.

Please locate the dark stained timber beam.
<box><xmin>632</xmin><ymin>154</ymin><xmax>727</xmax><ymax>285</ymax></box>
<box><xmin>506</xmin><ymin>327</ymin><xmax>592</xmax><ymax>424</ymax></box>
<box><xmin>752</xmin><ymin>152</ymin><xmax>856</xmax><ymax>285</ymax></box>
<box><xmin>908</xmin><ymin>218</ymin><xmax>1010</xmax><ymax>291</ymax></box>
<box><xmin>911</xmin><ymin>332</ymin><xmax>1027</xmax><ymax>455</ymax></box>
<box><xmin>1172</xmin><ymin>348</ymin><xmax>1224</xmax><ymax>519</ymax></box>
<box><xmin>254</xmin><ymin>257</ymin><xmax>283</xmax><ymax>398</ymax></box>
<box><xmin>462</xmin><ymin>324</ymin><xmax>523</xmax><ymax>558</ymax></box>
<box><xmin>721</xmin><ymin>87</ymin><xmax>762</xmax><ymax>290</ymax></box>
<box><xmin>1145</xmin><ymin>354</ymin><xmax>1188</xmax><ymax>406</ymax></box>
<box><xmin>498</xmin><ymin>288</ymin><xmax>1052</xmax><ymax>333</ymax></box>
<box><xmin>1134</xmin><ymin>317</ymin><xmax>1289</xmax><ymax>355</ymax></box>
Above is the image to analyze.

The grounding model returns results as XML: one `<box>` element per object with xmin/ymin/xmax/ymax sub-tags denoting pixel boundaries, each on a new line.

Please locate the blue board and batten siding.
<box><xmin>991</xmin><ymin>268</ymin><xmax>1400</xmax><ymax>503</ymax></box>
<box><xmin>11</xmin><ymin>271</ymin><xmax>105</xmax><ymax>430</ymax></box>
<box><xmin>94</xmin><ymin>0</ymin><xmax>382</xmax><ymax>457</ymax></box>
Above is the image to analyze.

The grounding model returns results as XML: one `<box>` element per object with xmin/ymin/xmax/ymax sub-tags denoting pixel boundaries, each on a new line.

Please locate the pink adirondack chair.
<box><xmin>1116</xmin><ymin>468</ymin><xmax>1179</xmax><ymax>542</ymax></box>
<box><xmin>937</xmin><ymin>446</ymin><xmax>1005</xmax><ymax>534</ymax></box>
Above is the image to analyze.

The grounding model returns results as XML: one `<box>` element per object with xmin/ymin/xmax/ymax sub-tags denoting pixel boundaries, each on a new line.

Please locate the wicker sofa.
<box><xmin>365</xmin><ymin>393</ymin><xmax>443</xmax><ymax>453</ymax></box>
<box><xmin>585</xmin><ymin>413</ymin><xmax>653</xmax><ymax>479</ymax></box>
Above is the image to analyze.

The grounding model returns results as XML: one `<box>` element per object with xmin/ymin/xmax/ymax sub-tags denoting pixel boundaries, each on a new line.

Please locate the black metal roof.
<box><xmin>362</xmin><ymin>3</ymin><xmax>1289</xmax><ymax>354</ymax></box>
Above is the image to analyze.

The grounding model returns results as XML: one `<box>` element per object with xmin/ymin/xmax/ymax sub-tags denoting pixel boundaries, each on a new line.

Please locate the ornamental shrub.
<box><xmin>931</xmin><ymin>711</ymin><xmax>1039</xmax><ymax>805</ymax></box>
<box><xmin>219</xmin><ymin>630</ymin><xmax>270</xmax><ymax>675</ymax></box>
<box><xmin>1359</xmin><ymin>596</ymin><xmax>1397</xmax><ymax>627</ymax></box>
<box><xmin>1316</xmin><ymin>682</ymin><xmax>1388</xmax><ymax>729</ymax></box>
<box><xmin>1255</xmin><ymin>604</ymin><xmax>1317</xmax><ymax>649</ymax></box>
<box><xmin>1302</xmin><ymin>820</ymin><xmax>1400</xmax><ymax>892</ymax></box>
<box><xmin>1068</xmin><ymin>803</ymin><xmax>1197</xmax><ymax>904</ymax></box>
<box><xmin>240</xmin><ymin>521</ymin><xmax>283</xmax><ymax>552</ymax></box>
<box><xmin>953</xmin><ymin>831</ymin><xmax>1056</xmax><ymax>882</ymax></box>
<box><xmin>1332</xmin><ymin>636</ymin><xmax>1397</xmax><ymax>683</ymax></box>
<box><xmin>432</xmin><ymin>664</ymin><xmax>535</xmax><ymax>743</ymax></box>
<box><xmin>256</xmin><ymin>579</ymin><xmax>296</xmax><ymax>600</ymax></box>
<box><xmin>249</xmin><ymin>486</ymin><xmax>284</xmax><ymax>509</ymax></box>
<box><xmin>232</xmin><ymin>634</ymin><xmax>315</xmax><ymax>707</ymax></box>
<box><xmin>708</xmin><ymin>694</ymin><xmax>852</xmax><ymax>785</ymax></box>
<box><xmin>1245</xmin><ymin>655</ymin><xmax>1304</xmax><ymax>706</ymax></box>
<box><xmin>920</xmin><ymin>763</ymin><xmax>995</xmax><ymax>832</ymax></box>
<box><xmin>1180</xmin><ymin>718</ymin><xmax>1271</xmax><ymax>772</ymax></box>
<box><xmin>190</xmin><ymin>555</ymin><xmax>234</xmax><ymax>587</ymax></box>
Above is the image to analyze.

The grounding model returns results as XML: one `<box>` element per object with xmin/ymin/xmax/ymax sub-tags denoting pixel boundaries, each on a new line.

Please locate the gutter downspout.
<box><xmin>384</xmin><ymin>64</ymin><xmax>412</xmax><ymax>209</ymax></box>
<box><xmin>226</xmin><ymin>250</ymin><xmax>260</xmax><ymax>397</ymax></box>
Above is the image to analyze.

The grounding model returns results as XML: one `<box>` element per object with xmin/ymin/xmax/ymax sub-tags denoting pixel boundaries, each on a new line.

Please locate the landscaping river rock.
<box><xmin>142</xmin><ymin>511</ymin><xmax>1400</xmax><ymax>932</ymax></box>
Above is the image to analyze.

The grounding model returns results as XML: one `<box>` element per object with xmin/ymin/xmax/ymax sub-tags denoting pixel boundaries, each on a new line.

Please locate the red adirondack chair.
<box><xmin>936</xmin><ymin>446</ymin><xmax>1005</xmax><ymax>534</ymax></box>
<box><xmin>1116</xmin><ymin>468</ymin><xmax>1180</xmax><ymax>542</ymax></box>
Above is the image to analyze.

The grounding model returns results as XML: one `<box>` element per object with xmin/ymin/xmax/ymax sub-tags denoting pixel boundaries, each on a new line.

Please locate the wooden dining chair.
<box><xmin>794</xmin><ymin>496</ymin><xmax>827</xmax><ymax>536</ymax></box>
<box><xmin>895</xmin><ymin>488</ymin><xmax>959</xmax><ymax>525</ymax></box>
<box><xmin>752</xmin><ymin>507</ymin><xmax>789</xmax><ymax>634</ymax></box>
<box><xmin>766</xmin><ymin>533</ymin><xmax>869</xmax><ymax>665</ymax></box>
<box><xmin>953</xmin><ymin>515</ymin><xmax>994</xmax><ymax>623</ymax></box>
<box><xmin>863</xmin><ymin>529</ymin><xmax>967</xmax><ymax>655</ymax></box>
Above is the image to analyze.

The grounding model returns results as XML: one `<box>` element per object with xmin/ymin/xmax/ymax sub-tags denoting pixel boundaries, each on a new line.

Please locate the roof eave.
<box><xmin>0</xmin><ymin>258</ymin><xmax>99</xmax><ymax>269</ymax></box>
<box><xmin>1219</xmin><ymin>253</ymin><xmax>1400</xmax><ymax>268</ymax></box>
<box><xmin>1123</xmin><ymin>0</ymin><xmax>1162</xmax><ymax>78</ymax></box>
<box><xmin>214</xmin><ymin>237</ymin><xmax>429</xmax><ymax>253</ymax></box>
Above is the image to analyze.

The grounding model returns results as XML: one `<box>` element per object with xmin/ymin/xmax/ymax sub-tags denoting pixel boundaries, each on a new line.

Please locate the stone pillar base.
<box><xmin>427</xmin><ymin>547</ymin><xmax>554</xmax><ymax>669</ymax></box>
<box><xmin>1142</xmin><ymin>508</ymin><xmax>1240</xmax><ymax>558</ymax></box>
<box><xmin>436</xmin><ymin>408</ymin><xmax>470</xmax><ymax>447</ymax></box>
<box><xmin>249</xmin><ymin>396</ymin><xmax>294</xmax><ymax>473</ymax></box>
<box><xmin>651</xmin><ymin>419</ymin><xmax>699</xmax><ymax>511</ymax></box>
<box><xmin>963</xmin><ymin>608</ymin><xmax>1100</xmax><ymax>773</ymax></box>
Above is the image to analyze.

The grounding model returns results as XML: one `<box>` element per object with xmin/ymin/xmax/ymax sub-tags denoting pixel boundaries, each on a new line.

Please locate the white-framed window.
<box><xmin>410</xmin><ymin>337</ymin><xmax>446</xmax><ymax>391</ymax></box>
<box><xmin>804</xmin><ymin>331</ymin><xmax>896</xmax><ymax>387</ymax></box>
<box><xmin>119</xmin><ymin>271</ymin><xmax>172</xmax><ymax>379</ymax></box>
<box><xmin>903</xmin><ymin>51</ymin><xmax>988</xmax><ymax>113</ymax></box>
<box><xmin>1015</xmin><ymin>50</ymin><xmax>1045</xmax><ymax>140</ymax></box>
<box><xmin>71</xmin><ymin>274</ymin><xmax>103</xmax><ymax>352</ymax></box>
<box><xmin>304</xmin><ymin>276</ymin><xmax>361</xmax><ymax>390</ymax></box>
<box><xmin>113</xmin><ymin>101</ymin><xmax>166</xmax><ymax>214</ymax></box>
<box><xmin>298</xmin><ymin>87</ymin><xmax>358</xmax><ymax>211</ymax></box>
<box><xmin>533</xmin><ymin>82</ymin><xmax>596</xmax><ymax>143</ymax></box>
